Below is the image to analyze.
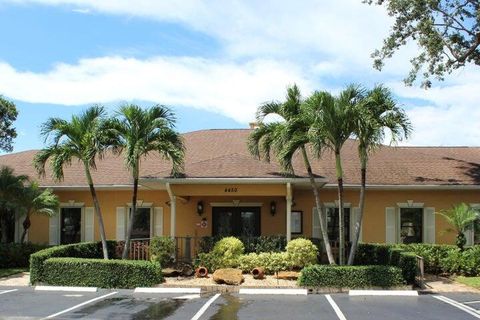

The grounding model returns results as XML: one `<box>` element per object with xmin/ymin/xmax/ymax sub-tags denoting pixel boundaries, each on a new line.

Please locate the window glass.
<box><xmin>326</xmin><ymin>207</ymin><xmax>350</xmax><ymax>243</ymax></box>
<box><xmin>400</xmin><ymin>208</ymin><xmax>423</xmax><ymax>244</ymax></box>
<box><xmin>130</xmin><ymin>207</ymin><xmax>151</xmax><ymax>239</ymax></box>
<box><xmin>61</xmin><ymin>207</ymin><xmax>81</xmax><ymax>244</ymax></box>
<box><xmin>474</xmin><ymin>219</ymin><xmax>480</xmax><ymax>245</ymax></box>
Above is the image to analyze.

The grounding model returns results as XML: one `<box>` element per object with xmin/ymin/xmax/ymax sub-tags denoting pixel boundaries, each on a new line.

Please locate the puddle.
<box><xmin>209</xmin><ymin>294</ymin><xmax>243</xmax><ymax>320</ymax></box>
<box><xmin>132</xmin><ymin>300</ymin><xmax>185</xmax><ymax>319</ymax></box>
<box><xmin>67</xmin><ymin>297</ymin><xmax>185</xmax><ymax>319</ymax></box>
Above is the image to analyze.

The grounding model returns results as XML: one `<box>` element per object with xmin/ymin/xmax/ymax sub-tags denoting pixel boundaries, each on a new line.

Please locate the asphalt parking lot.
<box><xmin>2</xmin><ymin>286</ymin><xmax>480</xmax><ymax>319</ymax></box>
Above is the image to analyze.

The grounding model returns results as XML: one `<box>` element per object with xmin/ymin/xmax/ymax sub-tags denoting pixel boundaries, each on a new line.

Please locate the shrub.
<box><xmin>43</xmin><ymin>258</ymin><xmax>162</xmax><ymax>289</ymax></box>
<box><xmin>197</xmin><ymin>237</ymin><xmax>244</xmax><ymax>271</ymax></box>
<box><xmin>238</xmin><ymin>252</ymin><xmax>291</xmax><ymax>274</ymax></box>
<box><xmin>30</xmin><ymin>241</ymin><xmax>117</xmax><ymax>284</ymax></box>
<box><xmin>150</xmin><ymin>237</ymin><xmax>175</xmax><ymax>266</ymax></box>
<box><xmin>239</xmin><ymin>253</ymin><xmax>261</xmax><ymax>273</ymax></box>
<box><xmin>439</xmin><ymin>246</ymin><xmax>480</xmax><ymax>276</ymax></box>
<box><xmin>354</xmin><ymin>243</ymin><xmax>417</xmax><ymax>284</ymax></box>
<box><xmin>298</xmin><ymin>265</ymin><xmax>404</xmax><ymax>288</ymax></box>
<box><xmin>285</xmin><ymin>238</ymin><xmax>318</xmax><ymax>268</ymax></box>
<box><xmin>398</xmin><ymin>244</ymin><xmax>457</xmax><ymax>274</ymax></box>
<box><xmin>212</xmin><ymin>237</ymin><xmax>244</xmax><ymax>256</ymax></box>
<box><xmin>198</xmin><ymin>235</ymin><xmax>287</xmax><ymax>254</ymax></box>
<box><xmin>0</xmin><ymin>243</ymin><xmax>48</xmax><ymax>268</ymax></box>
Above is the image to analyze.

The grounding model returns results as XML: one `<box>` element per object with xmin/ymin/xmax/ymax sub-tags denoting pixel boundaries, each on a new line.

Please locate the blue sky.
<box><xmin>0</xmin><ymin>0</ymin><xmax>479</xmax><ymax>153</ymax></box>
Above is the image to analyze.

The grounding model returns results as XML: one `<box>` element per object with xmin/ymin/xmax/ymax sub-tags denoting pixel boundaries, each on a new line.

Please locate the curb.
<box><xmin>349</xmin><ymin>290</ymin><xmax>418</xmax><ymax>296</ymax></box>
<box><xmin>135</xmin><ymin>287</ymin><xmax>201</xmax><ymax>294</ymax></box>
<box><xmin>35</xmin><ymin>286</ymin><xmax>98</xmax><ymax>292</ymax></box>
<box><xmin>239</xmin><ymin>288</ymin><xmax>308</xmax><ymax>295</ymax></box>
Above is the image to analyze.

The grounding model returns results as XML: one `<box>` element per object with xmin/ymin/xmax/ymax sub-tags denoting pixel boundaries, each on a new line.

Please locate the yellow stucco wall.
<box><xmin>28</xmin><ymin>184</ymin><xmax>480</xmax><ymax>245</ymax></box>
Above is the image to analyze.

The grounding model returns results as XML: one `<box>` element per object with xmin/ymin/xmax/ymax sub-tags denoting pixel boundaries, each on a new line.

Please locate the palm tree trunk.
<box><xmin>21</xmin><ymin>211</ymin><xmax>31</xmax><ymax>244</ymax></box>
<box><xmin>335</xmin><ymin>150</ymin><xmax>345</xmax><ymax>265</ymax></box>
<box><xmin>84</xmin><ymin>164</ymin><xmax>109</xmax><ymax>260</ymax></box>
<box><xmin>122</xmin><ymin>172</ymin><xmax>139</xmax><ymax>259</ymax></box>
<box><xmin>347</xmin><ymin>157</ymin><xmax>366</xmax><ymax>265</ymax></box>
<box><xmin>301</xmin><ymin>147</ymin><xmax>335</xmax><ymax>264</ymax></box>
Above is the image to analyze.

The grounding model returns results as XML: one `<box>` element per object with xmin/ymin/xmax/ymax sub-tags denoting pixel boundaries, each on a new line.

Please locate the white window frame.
<box><xmin>126</xmin><ymin>202</ymin><xmax>153</xmax><ymax>239</ymax></box>
<box><xmin>312</xmin><ymin>202</ymin><xmax>352</xmax><ymax>240</ymax></box>
<box><xmin>468</xmin><ymin>203</ymin><xmax>480</xmax><ymax>246</ymax></box>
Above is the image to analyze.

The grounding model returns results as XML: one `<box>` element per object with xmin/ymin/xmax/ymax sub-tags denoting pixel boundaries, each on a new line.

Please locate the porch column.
<box><xmin>286</xmin><ymin>182</ymin><xmax>292</xmax><ymax>242</ymax></box>
<box><xmin>166</xmin><ymin>183</ymin><xmax>176</xmax><ymax>239</ymax></box>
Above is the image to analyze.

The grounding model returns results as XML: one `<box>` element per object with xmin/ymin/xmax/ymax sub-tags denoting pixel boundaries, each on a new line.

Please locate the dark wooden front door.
<box><xmin>212</xmin><ymin>206</ymin><xmax>261</xmax><ymax>237</ymax></box>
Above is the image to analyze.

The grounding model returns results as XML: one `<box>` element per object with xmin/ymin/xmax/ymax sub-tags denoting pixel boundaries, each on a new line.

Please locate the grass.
<box><xmin>0</xmin><ymin>268</ymin><xmax>28</xmax><ymax>278</ymax></box>
<box><xmin>455</xmin><ymin>276</ymin><xmax>480</xmax><ymax>289</ymax></box>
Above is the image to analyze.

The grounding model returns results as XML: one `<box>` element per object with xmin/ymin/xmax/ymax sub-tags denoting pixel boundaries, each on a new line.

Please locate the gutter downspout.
<box><xmin>166</xmin><ymin>183</ymin><xmax>176</xmax><ymax>239</ymax></box>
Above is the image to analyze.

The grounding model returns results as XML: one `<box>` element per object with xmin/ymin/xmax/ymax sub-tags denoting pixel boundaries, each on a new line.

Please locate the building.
<box><xmin>1</xmin><ymin>129</ymin><xmax>480</xmax><ymax>248</ymax></box>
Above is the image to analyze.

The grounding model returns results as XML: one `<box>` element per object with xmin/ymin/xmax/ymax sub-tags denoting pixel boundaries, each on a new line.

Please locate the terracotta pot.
<box><xmin>251</xmin><ymin>267</ymin><xmax>265</xmax><ymax>279</ymax></box>
<box><xmin>195</xmin><ymin>266</ymin><xmax>208</xmax><ymax>278</ymax></box>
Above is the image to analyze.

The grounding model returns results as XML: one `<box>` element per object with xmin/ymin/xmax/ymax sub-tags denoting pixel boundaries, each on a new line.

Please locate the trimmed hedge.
<box><xmin>30</xmin><ymin>241</ymin><xmax>117</xmax><ymax>284</ymax></box>
<box><xmin>298</xmin><ymin>265</ymin><xmax>404</xmax><ymax>288</ymax></box>
<box><xmin>0</xmin><ymin>243</ymin><xmax>48</xmax><ymax>268</ymax></box>
<box><xmin>198</xmin><ymin>235</ymin><xmax>287</xmax><ymax>254</ymax></box>
<box><xmin>43</xmin><ymin>258</ymin><xmax>162</xmax><ymax>289</ymax></box>
<box><xmin>397</xmin><ymin>244</ymin><xmax>457</xmax><ymax>274</ymax></box>
<box><xmin>354</xmin><ymin>243</ymin><xmax>417</xmax><ymax>283</ymax></box>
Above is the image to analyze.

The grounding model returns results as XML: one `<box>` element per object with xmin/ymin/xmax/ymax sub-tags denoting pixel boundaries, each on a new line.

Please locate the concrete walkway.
<box><xmin>423</xmin><ymin>274</ymin><xmax>480</xmax><ymax>293</ymax></box>
<box><xmin>0</xmin><ymin>272</ymin><xmax>30</xmax><ymax>286</ymax></box>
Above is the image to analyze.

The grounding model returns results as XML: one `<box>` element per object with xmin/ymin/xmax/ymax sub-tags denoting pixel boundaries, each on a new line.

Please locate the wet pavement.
<box><xmin>2</xmin><ymin>286</ymin><xmax>480</xmax><ymax>319</ymax></box>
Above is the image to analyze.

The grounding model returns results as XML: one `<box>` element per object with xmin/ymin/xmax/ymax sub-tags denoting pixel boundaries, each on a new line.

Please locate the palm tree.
<box><xmin>248</xmin><ymin>84</ymin><xmax>336</xmax><ymax>264</ymax></box>
<box><xmin>110</xmin><ymin>104</ymin><xmax>184</xmax><ymax>259</ymax></box>
<box><xmin>306</xmin><ymin>86</ymin><xmax>361</xmax><ymax>265</ymax></box>
<box><xmin>438</xmin><ymin>203</ymin><xmax>479</xmax><ymax>250</ymax></box>
<box><xmin>347</xmin><ymin>85</ymin><xmax>411</xmax><ymax>265</ymax></box>
<box><xmin>19</xmin><ymin>181</ymin><xmax>59</xmax><ymax>243</ymax></box>
<box><xmin>34</xmin><ymin>106</ymin><xmax>111</xmax><ymax>259</ymax></box>
<box><xmin>0</xmin><ymin>166</ymin><xmax>28</xmax><ymax>243</ymax></box>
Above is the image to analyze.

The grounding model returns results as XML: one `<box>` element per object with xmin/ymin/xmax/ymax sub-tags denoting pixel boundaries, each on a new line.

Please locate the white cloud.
<box><xmin>0</xmin><ymin>56</ymin><xmax>314</xmax><ymax>123</ymax></box>
<box><xmin>4</xmin><ymin>0</ymin><xmax>480</xmax><ymax>146</ymax></box>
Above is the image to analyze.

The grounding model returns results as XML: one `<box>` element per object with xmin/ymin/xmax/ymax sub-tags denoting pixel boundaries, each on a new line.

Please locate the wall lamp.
<box><xmin>197</xmin><ymin>201</ymin><xmax>204</xmax><ymax>216</ymax></box>
<box><xmin>270</xmin><ymin>201</ymin><xmax>276</xmax><ymax>216</ymax></box>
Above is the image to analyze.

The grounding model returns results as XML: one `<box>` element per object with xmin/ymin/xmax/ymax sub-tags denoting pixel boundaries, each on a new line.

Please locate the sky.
<box><xmin>0</xmin><ymin>0</ymin><xmax>479</xmax><ymax>153</ymax></box>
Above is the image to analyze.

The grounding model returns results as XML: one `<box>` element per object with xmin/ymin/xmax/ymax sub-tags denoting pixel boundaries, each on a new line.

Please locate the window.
<box><xmin>60</xmin><ymin>207</ymin><xmax>82</xmax><ymax>244</ymax></box>
<box><xmin>473</xmin><ymin>219</ymin><xmax>480</xmax><ymax>245</ymax></box>
<box><xmin>291</xmin><ymin>211</ymin><xmax>303</xmax><ymax>234</ymax></box>
<box><xmin>129</xmin><ymin>207</ymin><xmax>151</xmax><ymax>239</ymax></box>
<box><xmin>326</xmin><ymin>207</ymin><xmax>350</xmax><ymax>243</ymax></box>
<box><xmin>212</xmin><ymin>207</ymin><xmax>260</xmax><ymax>237</ymax></box>
<box><xmin>400</xmin><ymin>208</ymin><xmax>423</xmax><ymax>244</ymax></box>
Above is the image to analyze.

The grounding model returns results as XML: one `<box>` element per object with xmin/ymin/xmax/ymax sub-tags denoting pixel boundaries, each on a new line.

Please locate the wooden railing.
<box><xmin>416</xmin><ymin>255</ymin><xmax>425</xmax><ymax>288</ymax></box>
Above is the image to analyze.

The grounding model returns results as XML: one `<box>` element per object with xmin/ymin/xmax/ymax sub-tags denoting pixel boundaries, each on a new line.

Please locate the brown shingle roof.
<box><xmin>0</xmin><ymin>129</ymin><xmax>479</xmax><ymax>186</ymax></box>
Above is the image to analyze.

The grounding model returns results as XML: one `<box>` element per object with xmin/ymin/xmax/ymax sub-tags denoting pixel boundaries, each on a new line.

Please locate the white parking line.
<box><xmin>191</xmin><ymin>293</ymin><xmax>220</xmax><ymax>320</ymax></box>
<box><xmin>464</xmin><ymin>300</ymin><xmax>480</xmax><ymax>305</ymax></box>
<box><xmin>325</xmin><ymin>294</ymin><xmax>347</xmax><ymax>320</ymax></box>
<box><xmin>41</xmin><ymin>291</ymin><xmax>118</xmax><ymax>319</ymax></box>
<box><xmin>0</xmin><ymin>289</ymin><xmax>18</xmax><ymax>295</ymax></box>
<box><xmin>433</xmin><ymin>295</ymin><xmax>480</xmax><ymax>319</ymax></box>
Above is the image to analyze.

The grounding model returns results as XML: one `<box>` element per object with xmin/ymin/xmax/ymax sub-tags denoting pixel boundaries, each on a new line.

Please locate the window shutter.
<box><xmin>423</xmin><ymin>207</ymin><xmax>436</xmax><ymax>244</ymax></box>
<box><xmin>351</xmin><ymin>207</ymin><xmax>362</xmax><ymax>242</ymax></box>
<box><xmin>84</xmin><ymin>207</ymin><xmax>95</xmax><ymax>242</ymax></box>
<box><xmin>385</xmin><ymin>207</ymin><xmax>397</xmax><ymax>244</ymax></box>
<box><xmin>154</xmin><ymin>207</ymin><xmax>164</xmax><ymax>236</ymax></box>
<box><xmin>49</xmin><ymin>213</ymin><xmax>59</xmax><ymax>245</ymax></box>
<box><xmin>465</xmin><ymin>223</ymin><xmax>474</xmax><ymax>246</ymax></box>
<box><xmin>116</xmin><ymin>207</ymin><xmax>126</xmax><ymax>241</ymax></box>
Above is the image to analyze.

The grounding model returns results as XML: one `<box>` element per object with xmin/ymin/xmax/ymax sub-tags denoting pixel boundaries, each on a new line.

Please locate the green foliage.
<box><xmin>0</xmin><ymin>96</ymin><xmax>18</xmax><ymax>153</ymax></box>
<box><xmin>354</xmin><ymin>243</ymin><xmax>417</xmax><ymax>283</ymax></box>
<box><xmin>285</xmin><ymin>238</ymin><xmax>318</xmax><ymax>268</ymax></box>
<box><xmin>440</xmin><ymin>246</ymin><xmax>480</xmax><ymax>276</ymax></box>
<box><xmin>197</xmin><ymin>237</ymin><xmax>245</xmax><ymax>271</ymax></box>
<box><xmin>238</xmin><ymin>253</ymin><xmax>261</xmax><ymax>273</ymax></box>
<box><xmin>199</xmin><ymin>235</ymin><xmax>286</xmax><ymax>254</ymax></box>
<box><xmin>0</xmin><ymin>243</ymin><xmax>48</xmax><ymax>268</ymax></box>
<box><xmin>43</xmin><ymin>258</ymin><xmax>162</xmax><ymax>289</ymax></box>
<box><xmin>30</xmin><ymin>241</ymin><xmax>117</xmax><ymax>284</ymax></box>
<box><xmin>398</xmin><ymin>243</ymin><xmax>457</xmax><ymax>274</ymax></box>
<box><xmin>298</xmin><ymin>265</ymin><xmax>404</xmax><ymax>288</ymax></box>
<box><xmin>238</xmin><ymin>252</ymin><xmax>291</xmax><ymax>274</ymax></box>
<box><xmin>365</xmin><ymin>0</ymin><xmax>480</xmax><ymax>88</ymax></box>
<box><xmin>437</xmin><ymin>203</ymin><xmax>479</xmax><ymax>250</ymax></box>
<box><xmin>149</xmin><ymin>236</ymin><xmax>175</xmax><ymax>266</ymax></box>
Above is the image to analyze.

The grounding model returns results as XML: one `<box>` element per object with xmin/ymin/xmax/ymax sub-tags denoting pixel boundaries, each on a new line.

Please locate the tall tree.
<box><xmin>248</xmin><ymin>85</ymin><xmax>336</xmax><ymax>265</ymax></box>
<box><xmin>110</xmin><ymin>104</ymin><xmax>184</xmax><ymax>259</ymax></box>
<box><xmin>347</xmin><ymin>85</ymin><xmax>411</xmax><ymax>265</ymax></box>
<box><xmin>0</xmin><ymin>166</ymin><xmax>28</xmax><ymax>243</ymax></box>
<box><xmin>0</xmin><ymin>96</ymin><xmax>18</xmax><ymax>152</ymax></box>
<box><xmin>365</xmin><ymin>0</ymin><xmax>480</xmax><ymax>88</ymax></box>
<box><xmin>19</xmin><ymin>181</ymin><xmax>59</xmax><ymax>243</ymax></box>
<box><xmin>307</xmin><ymin>86</ymin><xmax>361</xmax><ymax>265</ymax></box>
<box><xmin>34</xmin><ymin>106</ymin><xmax>111</xmax><ymax>259</ymax></box>
<box><xmin>438</xmin><ymin>202</ymin><xmax>479</xmax><ymax>250</ymax></box>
